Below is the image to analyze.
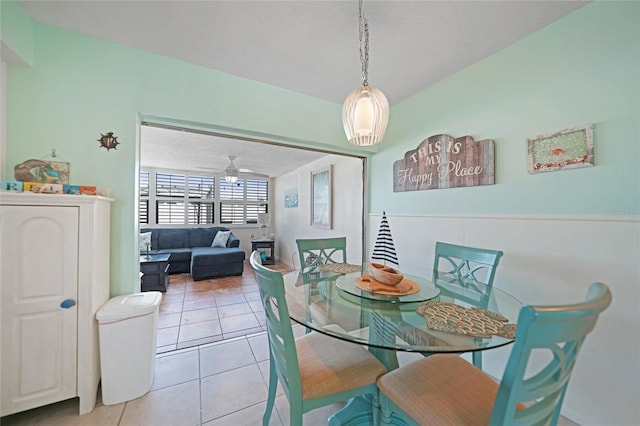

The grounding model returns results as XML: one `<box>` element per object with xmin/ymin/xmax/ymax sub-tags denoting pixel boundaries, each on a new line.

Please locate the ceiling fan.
<box><xmin>198</xmin><ymin>155</ymin><xmax>268</xmax><ymax>183</ymax></box>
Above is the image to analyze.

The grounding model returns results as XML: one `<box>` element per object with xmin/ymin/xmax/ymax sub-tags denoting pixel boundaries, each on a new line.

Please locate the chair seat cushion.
<box><xmin>377</xmin><ymin>354</ymin><xmax>498</xmax><ymax>424</ymax></box>
<box><xmin>296</xmin><ymin>331</ymin><xmax>387</xmax><ymax>401</ymax></box>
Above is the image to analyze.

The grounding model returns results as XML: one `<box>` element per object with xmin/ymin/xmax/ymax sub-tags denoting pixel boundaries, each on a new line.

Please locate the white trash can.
<box><xmin>96</xmin><ymin>291</ymin><xmax>162</xmax><ymax>405</ymax></box>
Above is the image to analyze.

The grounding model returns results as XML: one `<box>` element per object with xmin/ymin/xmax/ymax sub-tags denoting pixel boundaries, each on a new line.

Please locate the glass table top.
<box><xmin>285</xmin><ymin>269</ymin><xmax>523</xmax><ymax>356</ymax></box>
<box><xmin>335</xmin><ymin>271</ymin><xmax>440</xmax><ymax>303</ymax></box>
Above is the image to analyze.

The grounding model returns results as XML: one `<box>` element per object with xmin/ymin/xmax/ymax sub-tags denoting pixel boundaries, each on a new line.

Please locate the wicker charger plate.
<box><xmin>355</xmin><ymin>276</ymin><xmax>420</xmax><ymax>296</ymax></box>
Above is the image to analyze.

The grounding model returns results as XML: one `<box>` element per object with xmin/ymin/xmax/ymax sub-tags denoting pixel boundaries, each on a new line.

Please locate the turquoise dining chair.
<box><xmin>249</xmin><ymin>251</ymin><xmax>387</xmax><ymax>426</ymax></box>
<box><xmin>377</xmin><ymin>282</ymin><xmax>612</xmax><ymax>426</ymax></box>
<box><xmin>433</xmin><ymin>241</ymin><xmax>504</xmax><ymax>369</ymax></box>
<box><xmin>433</xmin><ymin>241</ymin><xmax>504</xmax><ymax>289</ymax></box>
<box><xmin>296</xmin><ymin>237</ymin><xmax>347</xmax><ymax>273</ymax></box>
<box><xmin>295</xmin><ymin>237</ymin><xmax>349</xmax><ymax>333</ymax></box>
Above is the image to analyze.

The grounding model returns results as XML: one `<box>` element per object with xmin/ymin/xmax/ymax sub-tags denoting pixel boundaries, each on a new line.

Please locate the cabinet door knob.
<box><xmin>60</xmin><ymin>299</ymin><xmax>76</xmax><ymax>309</ymax></box>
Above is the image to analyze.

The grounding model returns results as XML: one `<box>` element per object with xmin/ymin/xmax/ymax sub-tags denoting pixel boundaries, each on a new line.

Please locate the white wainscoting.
<box><xmin>368</xmin><ymin>213</ymin><xmax>640</xmax><ymax>426</ymax></box>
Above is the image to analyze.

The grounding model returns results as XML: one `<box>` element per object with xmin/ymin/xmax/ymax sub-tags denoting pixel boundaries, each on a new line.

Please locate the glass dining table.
<box><xmin>282</xmin><ymin>266</ymin><xmax>523</xmax><ymax>425</ymax></box>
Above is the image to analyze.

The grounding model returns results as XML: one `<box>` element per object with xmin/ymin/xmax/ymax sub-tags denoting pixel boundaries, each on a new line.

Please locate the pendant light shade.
<box><xmin>343</xmin><ymin>85</ymin><xmax>389</xmax><ymax>146</ymax></box>
<box><xmin>342</xmin><ymin>0</ymin><xmax>389</xmax><ymax>147</ymax></box>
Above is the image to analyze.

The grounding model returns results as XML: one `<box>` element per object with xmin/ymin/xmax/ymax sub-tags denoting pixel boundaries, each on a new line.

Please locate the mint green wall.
<box><xmin>6</xmin><ymin>21</ymin><xmax>366</xmax><ymax>296</ymax></box>
<box><xmin>374</xmin><ymin>1</ymin><xmax>640</xmax><ymax>215</ymax></box>
<box><xmin>6</xmin><ymin>2</ymin><xmax>639</xmax><ymax>296</ymax></box>
<box><xmin>1</xmin><ymin>0</ymin><xmax>34</xmax><ymax>65</ymax></box>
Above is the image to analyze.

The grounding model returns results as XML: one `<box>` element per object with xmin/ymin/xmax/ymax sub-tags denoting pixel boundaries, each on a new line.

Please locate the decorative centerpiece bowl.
<box><xmin>369</xmin><ymin>261</ymin><xmax>404</xmax><ymax>286</ymax></box>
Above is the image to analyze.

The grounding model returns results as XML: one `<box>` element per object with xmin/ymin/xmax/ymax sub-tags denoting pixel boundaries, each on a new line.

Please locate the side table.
<box><xmin>251</xmin><ymin>240</ymin><xmax>275</xmax><ymax>265</ymax></box>
<box><xmin>140</xmin><ymin>253</ymin><xmax>171</xmax><ymax>292</ymax></box>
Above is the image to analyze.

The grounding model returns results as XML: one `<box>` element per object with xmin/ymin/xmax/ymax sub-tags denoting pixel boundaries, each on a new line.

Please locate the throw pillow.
<box><xmin>139</xmin><ymin>232</ymin><xmax>152</xmax><ymax>251</ymax></box>
<box><xmin>211</xmin><ymin>230</ymin><xmax>231</xmax><ymax>248</ymax></box>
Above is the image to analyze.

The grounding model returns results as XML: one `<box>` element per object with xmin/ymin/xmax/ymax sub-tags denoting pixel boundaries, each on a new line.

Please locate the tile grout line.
<box><xmin>197</xmin><ymin>344</ymin><xmax>203</xmax><ymax>426</ymax></box>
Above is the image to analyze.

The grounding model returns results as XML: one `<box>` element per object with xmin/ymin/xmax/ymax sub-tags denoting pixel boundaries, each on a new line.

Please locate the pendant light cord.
<box><xmin>359</xmin><ymin>0</ymin><xmax>369</xmax><ymax>87</ymax></box>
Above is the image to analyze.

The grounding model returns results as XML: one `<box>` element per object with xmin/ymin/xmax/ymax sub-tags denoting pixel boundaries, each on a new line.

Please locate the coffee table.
<box><xmin>140</xmin><ymin>253</ymin><xmax>171</xmax><ymax>292</ymax></box>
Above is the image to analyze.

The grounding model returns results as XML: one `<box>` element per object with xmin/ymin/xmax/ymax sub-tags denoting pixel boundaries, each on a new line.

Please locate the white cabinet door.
<box><xmin>1</xmin><ymin>205</ymin><xmax>79</xmax><ymax>415</ymax></box>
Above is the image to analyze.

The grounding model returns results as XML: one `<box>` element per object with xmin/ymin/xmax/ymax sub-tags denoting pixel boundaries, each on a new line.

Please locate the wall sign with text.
<box><xmin>393</xmin><ymin>134</ymin><xmax>495</xmax><ymax>192</ymax></box>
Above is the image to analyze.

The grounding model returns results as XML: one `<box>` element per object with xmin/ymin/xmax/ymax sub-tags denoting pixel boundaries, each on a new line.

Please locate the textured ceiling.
<box><xmin>19</xmin><ymin>0</ymin><xmax>588</xmax><ymax>176</ymax></box>
<box><xmin>140</xmin><ymin>125</ymin><xmax>331</xmax><ymax>177</ymax></box>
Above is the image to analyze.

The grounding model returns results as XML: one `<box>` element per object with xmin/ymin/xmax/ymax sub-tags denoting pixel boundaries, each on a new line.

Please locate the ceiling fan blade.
<box><xmin>196</xmin><ymin>166</ymin><xmax>268</xmax><ymax>178</ymax></box>
<box><xmin>197</xmin><ymin>166</ymin><xmax>223</xmax><ymax>171</ymax></box>
<box><xmin>239</xmin><ymin>170</ymin><xmax>269</xmax><ymax>178</ymax></box>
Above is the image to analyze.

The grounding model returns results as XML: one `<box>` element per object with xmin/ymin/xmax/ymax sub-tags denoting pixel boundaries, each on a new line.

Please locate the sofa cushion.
<box><xmin>190</xmin><ymin>247</ymin><xmax>245</xmax><ymax>281</ymax></box>
<box><xmin>157</xmin><ymin>248</ymin><xmax>192</xmax><ymax>263</ymax></box>
<box><xmin>227</xmin><ymin>233</ymin><xmax>240</xmax><ymax>248</ymax></box>
<box><xmin>158</xmin><ymin>229</ymin><xmax>190</xmax><ymax>249</ymax></box>
<box><xmin>191</xmin><ymin>247</ymin><xmax>245</xmax><ymax>266</ymax></box>
<box><xmin>189</xmin><ymin>227</ymin><xmax>218</xmax><ymax>248</ymax></box>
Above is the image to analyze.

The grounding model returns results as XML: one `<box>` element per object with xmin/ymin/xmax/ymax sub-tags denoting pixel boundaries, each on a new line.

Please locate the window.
<box><xmin>187</xmin><ymin>175</ymin><xmax>215</xmax><ymax>224</ymax></box>
<box><xmin>219</xmin><ymin>178</ymin><xmax>268</xmax><ymax>225</ymax></box>
<box><xmin>245</xmin><ymin>179</ymin><xmax>268</xmax><ymax>224</ymax></box>
<box><xmin>139</xmin><ymin>171</ymin><xmax>149</xmax><ymax>224</ymax></box>
<box><xmin>140</xmin><ymin>168</ymin><xmax>268</xmax><ymax>226</ymax></box>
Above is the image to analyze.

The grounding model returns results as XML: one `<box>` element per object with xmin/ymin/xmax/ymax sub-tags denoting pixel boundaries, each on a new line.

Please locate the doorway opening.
<box><xmin>138</xmin><ymin>121</ymin><xmax>366</xmax><ymax>353</ymax></box>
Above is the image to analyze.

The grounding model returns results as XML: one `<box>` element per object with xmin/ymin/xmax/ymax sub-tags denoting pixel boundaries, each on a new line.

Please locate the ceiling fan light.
<box><xmin>342</xmin><ymin>85</ymin><xmax>389</xmax><ymax>146</ymax></box>
<box><xmin>225</xmin><ymin>165</ymin><xmax>239</xmax><ymax>183</ymax></box>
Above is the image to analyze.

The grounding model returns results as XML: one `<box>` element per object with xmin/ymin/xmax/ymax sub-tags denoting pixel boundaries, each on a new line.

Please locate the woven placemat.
<box><xmin>317</xmin><ymin>263</ymin><xmax>362</xmax><ymax>274</ymax></box>
<box><xmin>416</xmin><ymin>301</ymin><xmax>516</xmax><ymax>338</ymax></box>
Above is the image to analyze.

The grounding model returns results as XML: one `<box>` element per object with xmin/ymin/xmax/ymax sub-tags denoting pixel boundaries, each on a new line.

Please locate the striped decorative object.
<box><xmin>371</xmin><ymin>212</ymin><xmax>399</xmax><ymax>267</ymax></box>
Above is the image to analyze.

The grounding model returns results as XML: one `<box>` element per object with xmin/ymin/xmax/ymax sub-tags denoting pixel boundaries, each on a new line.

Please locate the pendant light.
<box><xmin>342</xmin><ymin>0</ymin><xmax>389</xmax><ymax>147</ymax></box>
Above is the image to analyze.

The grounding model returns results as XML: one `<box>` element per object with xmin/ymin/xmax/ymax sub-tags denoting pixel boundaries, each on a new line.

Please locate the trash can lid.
<box><xmin>96</xmin><ymin>291</ymin><xmax>162</xmax><ymax>322</ymax></box>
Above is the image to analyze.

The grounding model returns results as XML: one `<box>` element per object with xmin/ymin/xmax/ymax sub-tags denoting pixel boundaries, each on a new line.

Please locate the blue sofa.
<box><xmin>141</xmin><ymin>227</ymin><xmax>245</xmax><ymax>280</ymax></box>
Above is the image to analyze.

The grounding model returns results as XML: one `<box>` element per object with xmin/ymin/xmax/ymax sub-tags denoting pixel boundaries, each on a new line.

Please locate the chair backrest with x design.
<box><xmin>296</xmin><ymin>237</ymin><xmax>347</xmax><ymax>273</ymax></box>
<box><xmin>433</xmin><ymin>241</ymin><xmax>504</xmax><ymax>289</ymax></box>
<box><xmin>432</xmin><ymin>241</ymin><xmax>504</xmax><ymax>369</ymax></box>
<box><xmin>490</xmin><ymin>281</ymin><xmax>612</xmax><ymax>425</ymax></box>
<box><xmin>377</xmin><ymin>282</ymin><xmax>612</xmax><ymax>426</ymax></box>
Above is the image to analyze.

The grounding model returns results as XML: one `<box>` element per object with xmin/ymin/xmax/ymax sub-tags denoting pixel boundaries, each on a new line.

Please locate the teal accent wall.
<box><xmin>6</xmin><ymin>21</ymin><xmax>360</xmax><ymax>296</ymax></box>
<box><xmin>373</xmin><ymin>1</ymin><xmax>640</xmax><ymax>216</ymax></box>
<box><xmin>5</xmin><ymin>1</ymin><xmax>639</xmax><ymax>297</ymax></box>
<box><xmin>1</xmin><ymin>0</ymin><xmax>34</xmax><ymax>65</ymax></box>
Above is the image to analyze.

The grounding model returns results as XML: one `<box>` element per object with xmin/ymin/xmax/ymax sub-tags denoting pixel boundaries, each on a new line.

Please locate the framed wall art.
<box><xmin>310</xmin><ymin>166</ymin><xmax>332</xmax><ymax>229</ymax></box>
<box><xmin>284</xmin><ymin>187</ymin><xmax>298</xmax><ymax>208</ymax></box>
<box><xmin>527</xmin><ymin>124</ymin><xmax>594</xmax><ymax>174</ymax></box>
<box><xmin>14</xmin><ymin>159</ymin><xmax>70</xmax><ymax>184</ymax></box>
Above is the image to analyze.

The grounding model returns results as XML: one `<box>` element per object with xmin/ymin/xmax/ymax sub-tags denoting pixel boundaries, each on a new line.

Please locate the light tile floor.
<box><xmin>0</xmin><ymin>331</ymin><xmax>580</xmax><ymax>425</ymax></box>
<box><xmin>1</xmin><ymin>325</ymin><xmax>354</xmax><ymax>426</ymax></box>
<box><xmin>156</xmin><ymin>262</ymin><xmax>292</xmax><ymax>354</ymax></box>
<box><xmin>1</xmin><ymin>260</ymin><xmax>581</xmax><ymax>426</ymax></box>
